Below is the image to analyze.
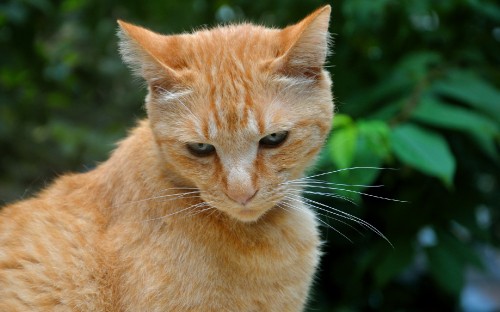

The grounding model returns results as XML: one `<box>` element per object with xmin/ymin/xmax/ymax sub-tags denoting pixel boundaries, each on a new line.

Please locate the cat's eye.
<box><xmin>259</xmin><ymin>131</ymin><xmax>288</xmax><ymax>147</ymax></box>
<box><xmin>187</xmin><ymin>143</ymin><xmax>216</xmax><ymax>156</ymax></box>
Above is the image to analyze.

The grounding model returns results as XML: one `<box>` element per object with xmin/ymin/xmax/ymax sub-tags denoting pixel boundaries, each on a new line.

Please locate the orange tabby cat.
<box><xmin>0</xmin><ymin>6</ymin><xmax>333</xmax><ymax>311</ymax></box>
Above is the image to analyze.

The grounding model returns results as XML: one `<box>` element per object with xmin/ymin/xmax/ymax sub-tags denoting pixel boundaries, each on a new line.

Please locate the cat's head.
<box><xmin>118</xmin><ymin>6</ymin><xmax>333</xmax><ymax>222</ymax></box>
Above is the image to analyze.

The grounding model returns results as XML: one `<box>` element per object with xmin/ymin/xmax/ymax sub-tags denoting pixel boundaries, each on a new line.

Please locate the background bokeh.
<box><xmin>1</xmin><ymin>0</ymin><xmax>499</xmax><ymax>311</ymax></box>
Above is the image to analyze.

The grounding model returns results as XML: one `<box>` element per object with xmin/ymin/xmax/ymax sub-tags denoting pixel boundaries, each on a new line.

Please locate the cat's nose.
<box><xmin>226</xmin><ymin>188</ymin><xmax>258</xmax><ymax>206</ymax></box>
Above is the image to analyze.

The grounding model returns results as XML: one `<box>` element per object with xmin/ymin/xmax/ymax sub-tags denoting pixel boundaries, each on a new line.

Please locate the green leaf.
<box><xmin>396</xmin><ymin>51</ymin><xmax>442</xmax><ymax>81</ymax></box>
<box><xmin>327</xmin><ymin>130</ymin><xmax>386</xmax><ymax>202</ymax></box>
<box><xmin>328</xmin><ymin>119</ymin><xmax>390</xmax><ymax>178</ymax></box>
<box><xmin>324</xmin><ymin>120</ymin><xmax>389</xmax><ymax>202</ymax></box>
<box><xmin>332</xmin><ymin>114</ymin><xmax>354</xmax><ymax>130</ymax></box>
<box><xmin>468</xmin><ymin>0</ymin><xmax>500</xmax><ymax>21</ymax></box>
<box><xmin>426</xmin><ymin>245</ymin><xmax>464</xmax><ymax>295</ymax></box>
<box><xmin>391</xmin><ymin>123</ymin><xmax>456</xmax><ymax>185</ymax></box>
<box><xmin>348</xmin><ymin>134</ymin><xmax>385</xmax><ymax>186</ymax></box>
<box><xmin>358</xmin><ymin>120</ymin><xmax>391</xmax><ymax>160</ymax></box>
<box><xmin>347</xmin><ymin>76</ymin><xmax>412</xmax><ymax>117</ymax></box>
<box><xmin>369</xmin><ymin>98</ymin><xmax>406</xmax><ymax>121</ymax></box>
<box><xmin>432</xmin><ymin>70</ymin><xmax>500</xmax><ymax>123</ymax></box>
<box><xmin>412</xmin><ymin>95</ymin><xmax>499</xmax><ymax>159</ymax></box>
<box><xmin>328</xmin><ymin>125</ymin><xmax>358</xmax><ymax>169</ymax></box>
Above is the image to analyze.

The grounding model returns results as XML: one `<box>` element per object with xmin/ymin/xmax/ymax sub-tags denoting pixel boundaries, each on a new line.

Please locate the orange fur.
<box><xmin>0</xmin><ymin>6</ymin><xmax>334</xmax><ymax>311</ymax></box>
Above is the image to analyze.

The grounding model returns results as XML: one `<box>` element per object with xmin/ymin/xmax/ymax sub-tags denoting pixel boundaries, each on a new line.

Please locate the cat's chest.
<box><xmin>114</xmin><ymin>208</ymin><xmax>320</xmax><ymax>311</ymax></box>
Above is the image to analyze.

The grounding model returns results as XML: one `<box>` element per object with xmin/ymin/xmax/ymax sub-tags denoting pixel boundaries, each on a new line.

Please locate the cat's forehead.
<box><xmin>185</xmin><ymin>25</ymin><xmax>280</xmax><ymax>71</ymax></box>
<box><xmin>192</xmin><ymin>81</ymin><xmax>283</xmax><ymax>142</ymax></box>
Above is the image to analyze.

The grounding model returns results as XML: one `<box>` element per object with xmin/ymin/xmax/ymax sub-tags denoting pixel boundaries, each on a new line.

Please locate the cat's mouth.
<box><xmin>209</xmin><ymin>200</ymin><xmax>273</xmax><ymax>223</ymax></box>
<box><xmin>200</xmin><ymin>187</ymin><xmax>282</xmax><ymax>222</ymax></box>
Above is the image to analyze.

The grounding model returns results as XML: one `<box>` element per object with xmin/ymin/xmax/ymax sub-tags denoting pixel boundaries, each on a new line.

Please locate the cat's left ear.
<box><xmin>272</xmin><ymin>5</ymin><xmax>331</xmax><ymax>78</ymax></box>
<box><xmin>117</xmin><ymin>20</ymin><xmax>188</xmax><ymax>89</ymax></box>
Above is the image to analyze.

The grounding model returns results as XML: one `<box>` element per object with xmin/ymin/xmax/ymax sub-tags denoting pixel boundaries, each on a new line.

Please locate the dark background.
<box><xmin>1</xmin><ymin>0</ymin><xmax>499</xmax><ymax>311</ymax></box>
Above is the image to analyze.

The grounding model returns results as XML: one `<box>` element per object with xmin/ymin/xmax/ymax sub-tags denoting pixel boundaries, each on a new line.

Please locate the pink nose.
<box><xmin>226</xmin><ymin>189</ymin><xmax>258</xmax><ymax>205</ymax></box>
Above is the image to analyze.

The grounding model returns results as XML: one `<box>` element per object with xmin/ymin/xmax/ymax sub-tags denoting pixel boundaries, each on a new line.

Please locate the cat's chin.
<box><xmin>224</xmin><ymin>207</ymin><xmax>270</xmax><ymax>223</ymax></box>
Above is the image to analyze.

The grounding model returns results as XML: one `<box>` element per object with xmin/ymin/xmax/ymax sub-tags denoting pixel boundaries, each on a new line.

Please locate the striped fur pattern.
<box><xmin>0</xmin><ymin>6</ymin><xmax>334</xmax><ymax>311</ymax></box>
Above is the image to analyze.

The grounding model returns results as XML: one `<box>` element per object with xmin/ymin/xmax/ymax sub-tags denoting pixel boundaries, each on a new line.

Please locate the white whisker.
<box><xmin>298</xmin><ymin>190</ymin><xmax>357</xmax><ymax>206</ymax></box>
<box><xmin>289</xmin><ymin>167</ymin><xmax>397</xmax><ymax>182</ymax></box>
<box><xmin>184</xmin><ymin>204</ymin><xmax>216</xmax><ymax>218</ymax></box>
<box><xmin>157</xmin><ymin>187</ymin><xmax>200</xmax><ymax>193</ymax></box>
<box><xmin>284</xmin><ymin>194</ymin><xmax>364</xmax><ymax>228</ymax></box>
<box><xmin>279</xmin><ymin>201</ymin><xmax>353</xmax><ymax>242</ymax></box>
<box><xmin>284</xmin><ymin>179</ymin><xmax>384</xmax><ymax>188</ymax></box>
<box><xmin>284</xmin><ymin>193</ymin><xmax>393</xmax><ymax>247</ymax></box>
<box><xmin>287</xmin><ymin>184</ymin><xmax>405</xmax><ymax>203</ymax></box>
<box><xmin>113</xmin><ymin>190</ymin><xmax>201</xmax><ymax>208</ymax></box>
<box><xmin>156</xmin><ymin>194</ymin><xmax>204</xmax><ymax>203</ymax></box>
<box><xmin>280</xmin><ymin>199</ymin><xmax>364</xmax><ymax>235</ymax></box>
<box><xmin>141</xmin><ymin>201</ymin><xmax>209</xmax><ymax>222</ymax></box>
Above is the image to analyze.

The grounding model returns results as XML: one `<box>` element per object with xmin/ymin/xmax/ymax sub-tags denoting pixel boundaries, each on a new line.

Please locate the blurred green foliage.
<box><xmin>1</xmin><ymin>0</ymin><xmax>499</xmax><ymax>311</ymax></box>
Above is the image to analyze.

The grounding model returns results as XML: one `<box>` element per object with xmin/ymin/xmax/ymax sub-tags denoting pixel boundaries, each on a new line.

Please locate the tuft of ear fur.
<box><xmin>273</xmin><ymin>5</ymin><xmax>331</xmax><ymax>78</ymax></box>
<box><xmin>117</xmin><ymin>20</ymin><xmax>186</xmax><ymax>88</ymax></box>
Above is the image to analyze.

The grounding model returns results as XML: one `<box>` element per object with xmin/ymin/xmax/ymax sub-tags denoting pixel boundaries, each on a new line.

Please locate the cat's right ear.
<box><xmin>117</xmin><ymin>20</ymin><xmax>187</xmax><ymax>89</ymax></box>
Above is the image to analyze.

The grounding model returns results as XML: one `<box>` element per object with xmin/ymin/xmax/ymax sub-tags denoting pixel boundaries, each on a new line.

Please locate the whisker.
<box><xmin>278</xmin><ymin>201</ymin><xmax>353</xmax><ymax>242</ymax></box>
<box><xmin>284</xmin><ymin>179</ymin><xmax>384</xmax><ymax>188</ymax></box>
<box><xmin>299</xmin><ymin>190</ymin><xmax>358</xmax><ymax>206</ymax></box>
<box><xmin>157</xmin><ymin>187</ymin><xmax>200</xmax><ymax>193</ymax></box>
<box><xmin>284</xmin><ymin>194</ymin><xmax>393</xmax><ymax>247</ymax></box>
<box><xmin>141</xmin><ymin>201</ymin><xmax>208</xmax><ymax>222</ymax></box>
<box><xmin>156</xmin><ymin>194</ymin><xmax>204</xmax><ymax>203</ymax></box>
<box><xmin>184</xmin><ymin>204</ymin><xmax>216</xmax><ymax>218</ymax></box>
<box><xmin>206</xmin><ymin>207</ymin><xmax>221</xmax><ymax>219</ymax></box>
<box><xmin>284</xmin><ymin>194</ymin><xmax>364</xmax><ymax>228</ymax></box>
<box><xmin>114</xmin><ymin>190</ymin><xmax>201</xmax><ymax>208</ymax></box>
<box><xmin>149</xmin><ymin>190</ymin><xmax>201</xmax><ymax>200</ymax></box>
<box><xmin>289</xmin><ymin>167</ymin><xmax>397</xmax><ymax>182</ymax></box>
<box><xmin>287</xmin><ymin>184</ymin><xmax>405</xmax><ymax>203</ymax></box>
<box><xmin>280</xmin><ymin>200</ymin><xmax>364</xmax><ymax>235</ymax></box>
<box><xmin>279</xmin><ymin>167</ymin><xmax>405</xmax><ymax>246</ymax></box>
